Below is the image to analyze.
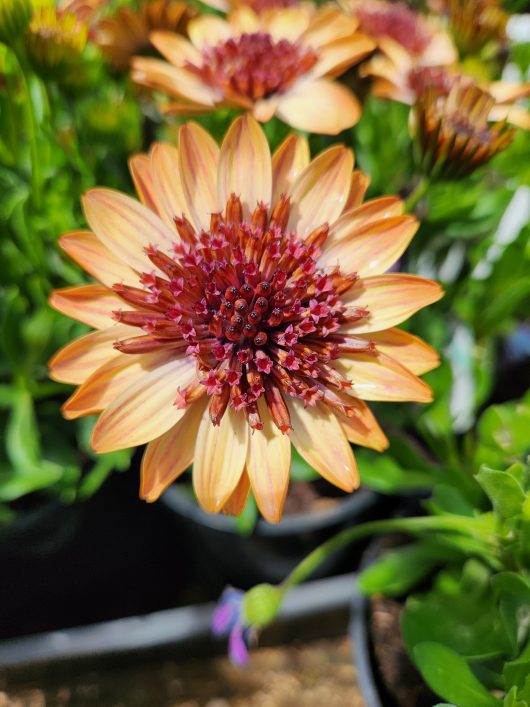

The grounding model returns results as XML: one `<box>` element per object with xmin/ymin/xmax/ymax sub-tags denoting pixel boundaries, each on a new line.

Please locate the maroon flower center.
<box><xmin>357</xmin><ymin>2</ymin><xmax>432</xmax><ymax>55</ymax></box>
<box><xmin>246</xmin><ymin>0</ymin><xmax>298</xmax><ymax>11</ymax></box>
<box><xmin>186</xmin><ymin>32</ymin><xmax>318</xmax><ymax>101</ymax></box>
<box><xmin>111</xmin><ymin>195</ymin><xmax>375</xmax><ymax>431</ymax></box>
<box><xmin>408</xmin><ymin>66</ymin><xmax>456</xmax><ymax>98</ymax></box>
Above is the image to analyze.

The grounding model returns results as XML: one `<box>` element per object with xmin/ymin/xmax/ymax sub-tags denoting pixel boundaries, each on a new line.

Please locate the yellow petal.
<box><xmin>246</xmin><ymin>399</ymin><xmax>291</xmax><ymax>523</ymax></box>
<box><xmin>50</xmin><ymin>285</ymin><xmax>126</xmax><ymax>329</ymax></box>
<box><xmin>128</xmin><ymin>153</ymin><xmax>159</xmax><ymax>214</ymax></box>
<box><xmin>337</xmin><ymin>352</ymin><xmax>433</xmax><ymax>402</ymax></box>
<box><xmin>314</xmin><ymin>33</ymin><xmax>375</xmax><ymax>79</ymax></box>
<box><xmin>48</xmin><ymin>325</ymin><xmax>130</xmax><ymax>384</ymax></box>
<box><xmin>363</xmin><ymin>328</ymin><xmax>440</xmax><ymax>376</ymax></box>
<box><xmin>337</xmin><ymin>398</ymin><xmax>388</xmax><ymax>451</ymax></box>
<box><xmin>287</xmin><ymin>398</ymin><xmax>359</xmax><ymax>492</ymax></box>
<box><xmin>62</xmin><ymin>351</ymin><xmax>171</xmax><ymax>419</ymax></box>
<box><xmin>320</xmin><ymin>215</ymin><xmax>418</xmax><ymax>277</ymax></box>
<box><xmin>288</xmin><ymin>143</ymin><xmax>353</xmax><ymax>237</ymax></box>
<box><xmin>276</xmin><ymin>79</ymin><xmax>361</xmax><ymax>135</ymax></box>
<box><xmin>82</xmin><ymin>188</ymin><xmax>176</xmax><ymax>272</ymax></box>
<box><xmin>59</xmin><ymin>231</ymin><xmax>138</xmax><ymax>289</ymax></box>
<box><xmin>263</xmin><ymin>7</ymin><xmax>311</xmax><ymax>42</ymax></box>
<box><xmin>222</xmin><ymin>472</ymin><xmax>251</xmax><ymax>516</ymax></box>
<box><xmin>271</xmin><ymin>133</ymin><xmax>310</xmax><ymax>206</ymax></box>
<box><xmin>150</xmin><ymin>142</ymin><xmax>188</xmax><ymax>226</ymax></box>
<box><xmin>228</xmin><ymin>7</ymin><xmax>260</xmax><ymax>34</ymax></box>
<box><xmin>217</xmin><ymin>114</ymin><xmax>272</xmax><ymax>216</ymax></box>
<box><xmin>131</xmin><ymin>57</ymin><xmax>219</xmax><ymax>106</ymax></box>
<box><xmin>140</xmin><ymin>398</ymin><xmax>207</xmax><ymax>502</ymax></box>
<box><xmin>91</xmin><ymin>356</ymin><xmax>197</xmax><ymax>453</ymax></box>
<box><xmin>301</xmin><ymin>7</ymin><xmax>359</xmax><ymax>47</ymax></box>
<box><xmin>150</xmin><ymin>31</ymin><xmax>202</xmax><ymax>67</ymax></box>
<box><xmin>178</xmin><ymin>122</ymin><xmax>220</xmax><ymax>231</ymax></box>
<box><xmin>344</xmin><ymin>170</ymin><xmax>371</xmax><ymax>211</ymax></box>
<box><xmin>341</xmin><ymin>274</ymin><xmax>443</xmax><ymax>334</ymax></box>
<box><xmin>193</xmin><ymin>406</ymin><xmax>248</xmax><ymax>513</ymax></box>
<box><xmin>187</xmin><ymin>15</ymin><xmax>232</xmax><ymax>49</ymax></box>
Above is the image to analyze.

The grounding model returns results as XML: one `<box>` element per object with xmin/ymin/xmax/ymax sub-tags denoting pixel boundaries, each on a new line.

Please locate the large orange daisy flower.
<box><xmin>49</xmin><ymin>115</ymin><xmax>442</xmax><ymax>523</ymax></box>
<box><xmin>131</xmin><ymin>6</ymin><xmax>375</xmax><ymax>134</ymax></box>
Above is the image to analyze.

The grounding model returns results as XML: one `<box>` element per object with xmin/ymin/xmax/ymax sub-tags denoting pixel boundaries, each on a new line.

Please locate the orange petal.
<box><xmin>140</xmin><ymin>398</ymin><xmax>207</xmax><ymax>502</ymax></box>
<box><xmin>50</xmin><ymin>285</ymin><xmax>126</xmax><ymax>329</ymax></box>
<box><xmin>326</xmin><ymin>196</ymin><xmax>404</xmax><ymax>250</ymax></box>
<box><xmin>246</xmin><ymin>399</ymin><xmax>291</xmax><ymax>523</ymax></box>
<box><xmin>337</xmin><ymin>352</ymin><xmax>433</xmax><ymax>402</ymax></box>
<box><xmin>276</xmin><ymin>79</ymin><xmax>361</xmax><ymax>135</ymax></box>
<box><xmin>62</xmin><ymin>351</ymin><xmax>171</xmax><ymax>419</ymax></box>
<box><xmin>187</xmin><ymin>15</ymin><xmax>232</xmax><ymax>49</ymax></box>
<box><xmin>193</xmin><ymin>406</ymin><xmax>248</xmax><ymax>513</ymax></box>
<box><xmin>48</xmin><ymin>325</ymin><xmax>130</xmax><ymax>384</ymax></box>
<box><xmin>301</xmin><ymin>7</ymin><xmax>359</xmax><ymax>47</ymax></box>
<box><xmin>488</xmin><ymin>81</ymin><xmax>530</xmax><ymax>104</ymax></box>
<box><xmin>228</xmin><ymin>6</ymin><xmax>260</xmax><ymax>34</ymax></box>
<box><xmin>150</xmin><ymin>142</ymin><xmax>188</xmax><ymax>226</ymax></box>
<box><xmin>341</xmin><ymin>274</ymin><xmax>443</xmax><ymax>334</ymax></box>
<box><xmin>150</xmin><ymin>31</ymin><xmax>202</xmax><ymax>67</ymax></box>
<box><xmin>344</xmin><ymin>170</ymin><xmax>371</xmax><ymax>211</ymax></box>
<box><xmin>59</xmin><ymin>231</ymin><xmax>138</xmax><ymax>288</ymax></box>
<box><xmin>314</xmin><ymin>33</ymin><xmax>375</xmax><ymax>79</ymax></box>
<box><xmin>91</xmin><ymin>356</ymin><xmax>197</xmax><ymax>453</ymax></box>
<box><xmin>363</xmin><ymin>328</ymin><xmax>440</xmax><ymax>376</ymax></box>
<box><xmin>286</xmin><ymin>398</ymin><xmax>359</xmax><ymax>492</ymax></box>
<box><xmin>218</xmin><ymin>114</ymin><xmax>272</xmax><ymax>216</ymax></box>
<box><xmin>222</xmin><ymin>472</ymin><xmax>251</xmax><ymax>516</ymax></box>
<box><xmin>263</xmin><ymin>7</ymin><xmax>311</xmax><ymax>42</ymax></box>
<box><xmin>178</xmin><ymin>122</ymin><xmax>220</xmax><ymax>231</ymax></box>
<box><xmin>128</xmin><ymin>153</ymin><xmax>159</xmax><ymax>214</ymax></box>
<box><xmin>320</xmin><ymin>215</ymin><xmax>418</xmax><ymax>277</ymax></box>
<box><xmin>131</xmin><ymin>57</ymin><xmax>219</xmax><ymax>106</ymax></box>
<box><xmin>337</xmin><ymin>398</ymin><xmax>389</xmax><ymax>451</ymax></box>
<box><xmin>288</xmin><ymin>144</ymin><xmax>353</xmax><ymax>237</ymax></box>
<box><xmin>82</xmin><ymin>188</ymin><xmax>176</xmax><ymax>272</ymax></box>
<box><xmin>271</xmin><ymin>133</ymin><xmax>310</xmax><ymax>206</ymax></box>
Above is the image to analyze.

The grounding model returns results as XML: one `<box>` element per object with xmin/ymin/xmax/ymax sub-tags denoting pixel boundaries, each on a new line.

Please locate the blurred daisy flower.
<box><xmin>413</xmin><ymin>81</ymin><xmax>515</xmax><ymax>178</ymax></box>
<box><xmin>49</xmin><ymin>115</ymin><xmax>441</xmax><ymax>522</ymax></box>
<box><xmin>439</xmin><ymin>0</ymin><xmax>508</xmax><ymax>57</ymax></box>
<box><xmin>94</xmin><ymin>0</ymin><xmax>195</xmax><ymax>71</ymax></box>
<box><xmin>131</xmin><ymin>6</ymin><xmax>375</xmax><ymax>134</ymax></box>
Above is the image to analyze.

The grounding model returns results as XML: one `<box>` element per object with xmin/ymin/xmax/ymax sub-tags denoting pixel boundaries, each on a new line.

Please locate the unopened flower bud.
<box><xmin>0</xmin><ymin>0</ymin><xmax>32</xmax><ymax>45</ymax></box>
<box><xmin>243</xmin><ymin>583</ymin><xmax>282</xmax><ymax>628</ymax></box>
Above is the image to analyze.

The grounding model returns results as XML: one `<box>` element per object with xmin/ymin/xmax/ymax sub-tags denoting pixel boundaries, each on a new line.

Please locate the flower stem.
<box><xmin>404</xmin><ymin>178</ymin><xmax>429</xmax><ymax>213</ymax></box>
<box><xmin>279</xmin><ymin>515</ymin><xmax>493</xmax><ymax>595</ymax></box>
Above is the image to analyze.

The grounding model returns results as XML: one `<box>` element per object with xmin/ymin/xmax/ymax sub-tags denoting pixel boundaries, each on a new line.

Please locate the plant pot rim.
<box><xmin>161</xmin><ymin>483</ymin><xmax>379</xmax><ymax>536</ymax></box>
<box><xmin>349</xmin><ymin>583</ymin><xmax>385</xmax><ymax>707</ymax></box>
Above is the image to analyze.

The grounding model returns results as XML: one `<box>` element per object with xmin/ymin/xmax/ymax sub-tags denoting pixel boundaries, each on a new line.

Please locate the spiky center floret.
<box><xmin>186</xmin><ymin>32</ymin><xmax>318</xmax><ymax>102</ymax></box>
<box><xmin>111</xmin><ymin>195</ymin><xmax>375</xmax><ymax>432</ymax></box>
<box><xmin>357</xmin><ymin>1</ymin><xmax>432</xmax><ymax>55</ymax></box>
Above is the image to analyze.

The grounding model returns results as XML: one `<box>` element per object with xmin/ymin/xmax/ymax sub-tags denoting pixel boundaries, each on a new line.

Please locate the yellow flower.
<box><xmin>49</xmin><ymin>115</ymin><xmax>442</xmax><ymax>522</ymax></box>
<box><xmin>131</xmin><ymin>6</ymin><xmax>376</xmax><ymax>134</ymax></box>
<box><xmin>414</xmin><ymin>81</ymin><xmax>515</xmax><ymax>178</ymax></box>
<box><xmin>94</xmin><ymin>0</ymin><xmax>194</xmax><ymax>71</ymax></box>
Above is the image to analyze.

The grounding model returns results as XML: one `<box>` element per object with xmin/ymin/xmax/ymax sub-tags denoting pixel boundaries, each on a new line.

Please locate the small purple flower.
<box><xmin>212</xmin><ymin>587</ymin><xmax>251</xmax><ymax>666</ymax></box>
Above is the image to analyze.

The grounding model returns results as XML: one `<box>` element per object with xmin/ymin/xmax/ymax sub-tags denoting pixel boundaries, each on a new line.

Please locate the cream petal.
<box><xmin>150</xmin><ymin>142</ymin><xmax>188</xmax><ymax>226</ymax></box>
<box><xmin>271</xmin><ymin>133</ymin><xmax>310</xmax><ymax>205</ymax></box>
<box><xmin>313</xmin><ymin>33</ymin><xmax>375</xmax><ymax>79</ymax></box>
<box><xmin>252</xmin><ymin>97</ymin><xmax>280</xmax><ymax>123</ymax></box>
<box><xmin>150</xmin><ymin>31</ymin><xmax>202</xmax><ymax>67</ymax></box>
<box><xmin>344</xmin><ymin>170</ymin><xmax>371</xmax><ymax>211</ymax></box>
<box><xmin>262</xmin><ymin>7</ymin><xmax>311</xmax><ymax>42</ymax></box>
<box><xmin>228</xmin><ymin>7</ymin><xmax>260</xmax><ymax>34</ymax></box>
<box><xmin>341</xmin><ymin>274</ymin><xmax>443</xmax><ymax>334</ymax></box>
<box><xmin>59</xmin><ymin>231</ymin><xmax>138</xmax><ymax>288</ymax></box>
<box><xmin>50</xmin><ymin>285</ymin><xmax>127</xmax><ymax>330</ymax></box>
<box><xmin>287</xmin><ymin>398</ymin><xmax>359</xmax><ymax>492</ymax></box>
<box><xmin>128</xmin><ymin>154</ymin><xmax>159</xmax><ymax>214</ymax></box>
<box><xmin>326</xmin><ymin>197</ymin><xmax>404</xmax><ymax>251</ymax></box>
<box><xmin>187</xmin><ymin>15</ymin><xmax>233</xmax><ymax>49</ymax></box>
<box><xmin>82</xmin><ymin>188</ymin><xmax>176</xmax><ymax>272</ymax></box>
<box><xmin>193</xmin><ymin>406</ymin><xmax>248</xmax><ymax>513</ymax></box>
<box><xmin>363</xmin><ymin>328</ymin><xmax>440</xmax><ymax>376</ymax></box>
<box><xmin>131</xmin><ymin>57</ymin><xmax>220</xmax><ymax>105</ymax></box>
<box><xmin>140</xmin><ymin>398</ymin><xmax>207</xmax><ymax>502</ymax></box>
<box><xmin>300</xmin><ymin>8</ymin><xmax>359</xmax><ymax>47</ymax></box>
<box><xmin>338</xmin><ymin>398</ymin><xmax>389</xmax><ymax>451</ymax></box>
<box><xmin>48</xmin><ymin>325</ymin><xmax>131</xmax><ymax>384</ymax></box>
<box><xmin>488</xmin><ymin>105</ymin><xmax>530</xmax><ymax>130</ymax></box>
<box><xmin>91</xmin><ymin>356</ymin><xmax>197</xmax><ymax>453</ymax></box>
<box><xmin>217</xmin><ymin>114</ymin><xmax>272</xmax><ymax>216</ymax></box>
<box><xmin>320</xmin><ymin>215</ymin><xmax>418</xmax><ymax>277</ymax></box>
<box><xmin>488</xmin><ymin>81</ymin><xmax>530</xmax><ymax>104</ymax></box>
<box><xmin>337</xmin><ymin>352</ymin><xmax>433</xmax><ymax>402</ymax></box>
<box><xmin>222</xmin><ymin>472</ymin><xmax>251</xmax><ymax>516</ymax></box>
<box><xmin>178</xmin><ymin>122</ymin><xmax>220</xmax><ymax>231</ymax></box>
<box><xmin>62</xmin><ymin>351</ymin><xmax>171</xmax><ymax>419</ymax></box>
<box><xmin>246</xmin><ymin>399</ymin><xmax>291</xmax><ymax>523</ymax></box>
<box><xmin>276</xmin><ymin>79</ymin><xmax>361</xmax><ymax>136</ymax></box>
<box><xmin>288</xmin><ymin>143</ymin><xmax>353</xmax><ymax>237</ymax></box>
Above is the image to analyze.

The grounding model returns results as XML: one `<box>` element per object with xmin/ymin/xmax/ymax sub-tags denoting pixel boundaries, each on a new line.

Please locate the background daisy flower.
<box><xmin>49</xmin><ymin>115</ymin><xmax>442</xmax><ymax>523</ymax></box>
<box><xmin>131</xmin><ymin>6</ymin><xmax>375</xmax><ymax>134</ymax></box>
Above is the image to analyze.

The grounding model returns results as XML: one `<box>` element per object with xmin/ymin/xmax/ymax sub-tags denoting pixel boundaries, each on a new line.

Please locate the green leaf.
<box><xmin>6</xmin><ymin>388</ymin><xmax>41</xmax><ymax>471</ymax></box>
<box><xmin>428</xmin><ymin>484</ymin><xmax>477</xmax><ymax>517</ymax></box>
<box><xmin>357</xmin><ymin>450</ymin><xmax>434</xmax><ymax>494</ymax></box>
<box><xmin>476</xmin><ymin>466</ymin><xmax>526</xmax><ymax>520</ymax></box>
<box><xmin>413</xmin><ymin>642</ymin><xmax>502</xmax><ymax>707</ymax></box>
<box><xmin>358</xmin><ymin>542</ymin><xmax>439</xmax><ymax>597</ymax></box>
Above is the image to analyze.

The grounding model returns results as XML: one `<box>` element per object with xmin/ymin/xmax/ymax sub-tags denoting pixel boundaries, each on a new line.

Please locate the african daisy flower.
<box><xmin>49</xmin><ymin>115</ymin><xmax>442</xmax><ymax>523</ymax></box>
<box><xmin>131</xmin><ymin>6</ymin><xmax>375</xmax><ymax>134</ymax></box>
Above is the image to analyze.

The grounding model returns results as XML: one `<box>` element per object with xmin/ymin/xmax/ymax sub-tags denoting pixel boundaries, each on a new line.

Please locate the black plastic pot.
<box><xmin>161</xmin><ymin>484</ymin><xmax>388</xmax><ymax>586</ymax></box>
<box><xmin>350</xmin><ymin>583</ymin><xmax>386</xmax><ymax>707</ymax></box>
